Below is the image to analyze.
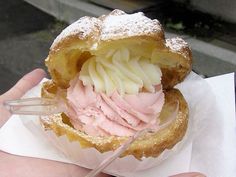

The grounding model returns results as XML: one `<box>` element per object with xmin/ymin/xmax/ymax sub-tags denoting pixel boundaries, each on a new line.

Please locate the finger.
<box><xmin>1</xmin><ymin>68</ymin><xmax>46</xmax><ymax>101</ymax></box>
<box><xmin>169</xmin><ymin>172</ymin><xmax>206</xmax><ymax>177</ymax></box>
<box><xmin>0</xmin><ymin>69</ymin><xmax>46</xmax><ymax>127</ymax></box>
<box><xmin>0</xmin><ymin>151</ymin><xmax>111</xmax><ymax>177</ymax></box>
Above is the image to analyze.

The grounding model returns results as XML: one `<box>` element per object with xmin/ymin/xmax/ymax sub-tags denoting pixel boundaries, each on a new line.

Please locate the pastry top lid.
<box><xmin>46</xmin><ymin>9</ymin><xmax>192</xmax><ymax>89</ymax></box>
<box><xmin>51</xmin><ymin>9</ymin><xmax>164</xmax><ymax>51</ymax></box>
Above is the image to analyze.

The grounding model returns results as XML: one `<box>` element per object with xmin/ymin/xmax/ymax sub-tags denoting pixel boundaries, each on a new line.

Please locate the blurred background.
<box><xmin>0</xmin><ymin>0</ymin><xmax>235</xmax><ymax>94</ymax></box>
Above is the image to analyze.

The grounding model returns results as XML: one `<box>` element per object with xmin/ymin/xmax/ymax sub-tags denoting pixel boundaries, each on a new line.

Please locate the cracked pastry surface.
<box><xmin>41</xmin><ymin>9</ymin><xmax>192</xmax><ymax>159</ymax></box>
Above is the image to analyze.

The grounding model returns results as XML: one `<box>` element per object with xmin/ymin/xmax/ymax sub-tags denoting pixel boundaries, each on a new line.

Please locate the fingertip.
<box><xmin>22</xmin><ymin>68</ymin><xmax>46</xmax><ymax>85</ymax></box>
<box><xmin>30</xmin><ymin>68</ymin><xmax>47</xmax><ymax>78</ymax></box>
<box><xmin>35</xmin><ymin>68</ymin><xmax>46</xmax><ymax>75</ymax></box>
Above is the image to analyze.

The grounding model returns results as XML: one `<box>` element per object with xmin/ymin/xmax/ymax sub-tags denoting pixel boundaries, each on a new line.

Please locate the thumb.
<box><xmin>1</xmin><ymin>68</ymin><xmax>46</xmax><ymax>101</ymax></box>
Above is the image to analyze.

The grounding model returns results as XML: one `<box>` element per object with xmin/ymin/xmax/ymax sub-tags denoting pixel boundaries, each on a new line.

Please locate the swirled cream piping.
<box><xmin>66</xmin><ymin>77</ymin><xmax>164</xmax><ymax>136</ymax></box>
<box><xmin>66</xmin><ymin>47</ymin><xmax>165</xmax><ymax>136</ymax></box>
<box><xmin>79</xmin><ymin>48</ymin><xmax>162</xmax><ymax>95</ymax></box>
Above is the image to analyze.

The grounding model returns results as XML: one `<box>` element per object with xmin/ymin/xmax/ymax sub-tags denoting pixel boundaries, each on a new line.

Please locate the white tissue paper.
<box><xmin>0</xmin><ymin>72</ymin><xmax>235</xmax><ymax>177</ymax></box>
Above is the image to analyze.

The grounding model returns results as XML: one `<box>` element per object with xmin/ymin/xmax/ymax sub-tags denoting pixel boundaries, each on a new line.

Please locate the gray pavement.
<box><xmin>0</xmin><ymin>0</ymin><xmax>56</xmax><ymax>40</ymax></box>
<box><xmin>0</xmin><ymin>0</ymin><xmax>66</xmax><ymax>94</ymax></box>
<box><xmin>0</xmin><ymin>26</ymin><xmax>64</xmax><ymax>76</ymax></box>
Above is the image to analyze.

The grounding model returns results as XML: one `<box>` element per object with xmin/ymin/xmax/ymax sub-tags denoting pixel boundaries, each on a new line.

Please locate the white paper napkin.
<box><xmin>190</xmin><ymin>73</ymin><xmax>236</xmax><ymax>177</ymax></box>
<box><xmin>0</xmin><ymin>73</ymin><xmax>235</xmax><ymax>177</ymax></box>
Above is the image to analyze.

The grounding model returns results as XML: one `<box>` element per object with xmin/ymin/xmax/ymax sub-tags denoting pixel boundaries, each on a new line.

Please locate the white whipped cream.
<box><xmin>79</xmin><ymin>48</ymin><xmax>162</xmax><ymax>95</ymax></box>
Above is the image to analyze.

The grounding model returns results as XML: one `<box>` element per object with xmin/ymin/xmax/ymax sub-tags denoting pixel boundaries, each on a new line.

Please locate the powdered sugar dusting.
<box><xmin>109</xmin><ymin>9</ymin><xmax>126</xmax><ymax>16</ymax></box>
<box><xmin>50</xmin><ymin>10</ymin><xmax>164</xmax><ymax>49</ymax></box>
<box><xmin>166</xmin><ymin>37</ymin><xmax>188</xmax><ymax>52</ymax></box>
<box><xmin>51</xmin><ymin>17</ymin><xmax>101</xmax><ymax>49</ymax></box>
<box><xmin>101</xmin><ymin>11</ymin><xmax>162</xmax><ymax>41</ymax></box>
<box><xmin>166</xmin><ymin>37</ymin><xmax>190</xmax><ymax>58</ymax></box>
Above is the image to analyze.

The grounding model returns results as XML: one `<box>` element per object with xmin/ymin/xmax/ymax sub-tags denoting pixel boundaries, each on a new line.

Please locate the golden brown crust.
<box><xmin>41</xmin><ymin>80</ymin><xmax>58</xmax><ymax>99</ymax></box>
<box><xmin>46</xmin><ymin>9</ymin><xmax>192</xmax><ymax>89</ymax></box>
<box><xmin>50</xmin><ymin>9</ymin><xmax>164</xmax><ymax>52</ymax></box>
<box><xmin>50</xmin><ymin>16</ymin><xmax>101</xmax><ymax>52</ymax></box>
<box><xmin>162</xmin><ymin>37</ymin><xmax>192</xmax><ymax>89</ymax></box>
<box><xmin>42</xmin><ymin>10</ymin><xmax>191</xmax><ymax>160</ymax></box>
<box><xmin>41</xmin><ymin>81</ymin><xmax>188</xmax><ymax>159</ymax></box>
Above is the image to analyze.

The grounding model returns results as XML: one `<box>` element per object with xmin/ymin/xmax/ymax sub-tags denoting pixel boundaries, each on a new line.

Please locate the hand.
<box><xmin>0</xmin><ymin>69</ymin><xmax>205</xmax><ymax>177</ymax></box>
<box><xmin>0</xmin><ymin>69</ymin><xmax>109</xmax><ymax>177</ymax></box>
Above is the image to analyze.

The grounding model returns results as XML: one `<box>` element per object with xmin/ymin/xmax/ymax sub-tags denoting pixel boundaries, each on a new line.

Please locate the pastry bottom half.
<box><xmin>41</xmin><ymin>81</ymin><xmax>188</xmax><ymax>160</ymax></box>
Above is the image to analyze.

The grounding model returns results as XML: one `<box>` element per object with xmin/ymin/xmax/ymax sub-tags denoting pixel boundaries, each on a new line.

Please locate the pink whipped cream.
<box><xmin>66</xmin><ymin>76</ymin><xmax>164</xmax><ymax>136</ymax></box>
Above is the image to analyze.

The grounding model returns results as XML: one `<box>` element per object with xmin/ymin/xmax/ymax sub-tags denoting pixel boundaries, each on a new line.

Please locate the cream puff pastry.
<box><xmin>41</xmin><ymin>9</ymin><xmax>192</xmax><ymax>160</ymax></box>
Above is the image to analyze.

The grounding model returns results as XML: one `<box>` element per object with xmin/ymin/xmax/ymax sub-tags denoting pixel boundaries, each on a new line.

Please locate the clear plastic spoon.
<box><xmin>3</xmin><ymin>97</ymin><xmax>64</xmax><ymax>115</ymax></box>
